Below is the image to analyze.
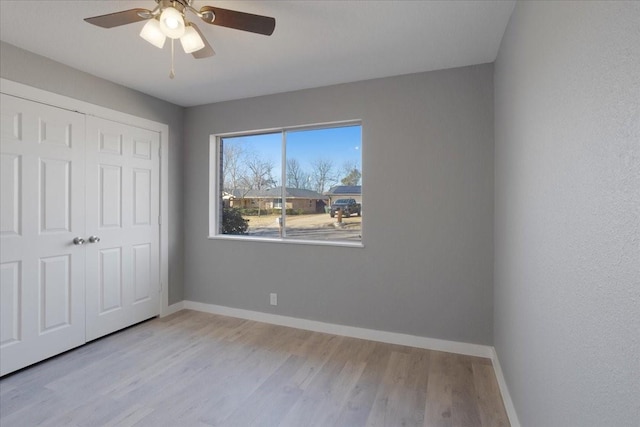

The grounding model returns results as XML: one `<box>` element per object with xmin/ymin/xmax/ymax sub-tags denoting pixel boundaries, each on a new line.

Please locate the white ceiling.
<box><xmin>0</xmin><ymin>0</ymin><xmax>515</xmax><ymax>107</ymax></box>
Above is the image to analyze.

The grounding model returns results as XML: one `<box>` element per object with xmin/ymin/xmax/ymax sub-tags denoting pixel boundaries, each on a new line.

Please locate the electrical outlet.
<box><xmin>270</xmin><ymin>293</ymin><xmax>277</xmax><ymax>306</ymax></box>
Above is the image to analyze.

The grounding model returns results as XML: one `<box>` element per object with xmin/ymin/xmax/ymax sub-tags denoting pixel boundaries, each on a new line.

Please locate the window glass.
<box><xmin>220</xmin><ymin>132</ymin><xmax>282</xmax><ymax>237</ymax></box>
<box><xmin>285</xmin><ymin>125</ymin><xmax>362</xmax><ymax>242</ymax></box>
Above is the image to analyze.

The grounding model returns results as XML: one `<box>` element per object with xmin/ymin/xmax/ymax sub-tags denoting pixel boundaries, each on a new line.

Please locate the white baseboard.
<box><xmin>161</xmin><ymin>301</ymin><xmax>185</xmax><ymax>317</ymax></box>
<box><xmin>182</xmin><ymin>300</ymin><xmax>494</xmax><ymax>359</ymax></box>
<box><xmin>491</xmin><ymin>348</ymin><xmax>521</xmax><ymax>427</ymax></box>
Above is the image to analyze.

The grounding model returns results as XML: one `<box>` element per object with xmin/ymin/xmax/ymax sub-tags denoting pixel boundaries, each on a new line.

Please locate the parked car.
<box><xmin>329</xmin><ymin>199</ymin><xmax>361</xmax><ymax>218</ymax></box>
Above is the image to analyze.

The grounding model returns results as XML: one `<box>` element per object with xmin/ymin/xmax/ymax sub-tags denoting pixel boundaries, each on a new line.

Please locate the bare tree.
<box><xmin>286</xmin><ymin>158</ymin><xmax>311</xmax><ymax>189</ymax></box>
<box><xmin>243</xmin><ymin>155</ymin><xmax>276</xmax><ymax>190</ymax></box>
<box><xmin>222</xmin><ymin>142</ymin><xmax>246</xmax><ymax>194</ymax></box>
<box><xmin>311</xmin><ymin>158</ymin><xmax>336</xmax><ymax>193</ymax></box>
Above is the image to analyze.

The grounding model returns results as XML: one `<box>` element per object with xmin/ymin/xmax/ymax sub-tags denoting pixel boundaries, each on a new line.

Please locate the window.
<box><xmin>211</xmin><ymin>122</ymin><xmax>362</xmax><ymax>245</ymax></box>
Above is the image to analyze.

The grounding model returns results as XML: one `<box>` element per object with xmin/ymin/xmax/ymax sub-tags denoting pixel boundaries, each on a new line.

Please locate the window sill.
<box><xmin>208</xmin><ymin>234</ymin><xmax>364</xmax><ymax>248</ymax></box>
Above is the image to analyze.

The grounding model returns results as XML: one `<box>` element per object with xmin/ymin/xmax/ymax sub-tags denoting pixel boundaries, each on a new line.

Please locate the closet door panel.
<box><xmin>85</xmin><ymin>116</ymin><xmax>160</xmax><ymax>341</ymax></box>
<box><xmin>0</xmin><ymin>94</ymin><xmax>85</xmax><ymax>376</ymax></box>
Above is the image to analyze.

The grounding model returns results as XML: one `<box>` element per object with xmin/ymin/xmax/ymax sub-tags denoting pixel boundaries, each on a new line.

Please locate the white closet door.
<box><xmin>0</xmin><ymin>94</ymin><xmax>86</xmax><ymax>376</ymax></box>
<box><xmin>84</xmin><ymin>116</ymin><xmax>160</xmax><ymax>341</ymax></box>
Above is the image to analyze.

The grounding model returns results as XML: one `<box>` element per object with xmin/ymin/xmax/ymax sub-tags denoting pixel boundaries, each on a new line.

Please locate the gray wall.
<box><xmin>494</xmin><ymin>2</ymin><xmax>640</xmax><ymax>426</ymax></box>
<box><xmin>0</xmin><ymin>41</ymin><xmax>185</xmax><ymax>304</ymax></box>
<box><xmin>184</xmin><ymin>64</ymin><xmax>495</xmax><ymax>345</ymax></box>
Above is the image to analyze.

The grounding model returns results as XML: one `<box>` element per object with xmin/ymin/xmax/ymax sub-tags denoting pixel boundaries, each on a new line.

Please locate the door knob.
<box><xmin>88</xmin><ymin>236</ymin><xmax>101</xmax><ymax>243</ymax></box>
<box><xmin>73</xmin><ymin>237</ymin><xmax>85</xmax><ymax>245</ymax></box>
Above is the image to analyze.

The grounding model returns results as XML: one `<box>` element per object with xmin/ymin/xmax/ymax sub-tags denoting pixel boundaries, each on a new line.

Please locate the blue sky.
<box><xmin>222</xmin><ymin>124</ymin><xmax>361</xmax><ymax>187</ymax></box>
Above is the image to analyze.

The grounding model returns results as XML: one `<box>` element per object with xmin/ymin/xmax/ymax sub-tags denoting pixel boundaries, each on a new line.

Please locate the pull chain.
<box><xmin>169</xmin><ymin>38</ymin><xmax>176</xmax><ymax>79</ymax></box>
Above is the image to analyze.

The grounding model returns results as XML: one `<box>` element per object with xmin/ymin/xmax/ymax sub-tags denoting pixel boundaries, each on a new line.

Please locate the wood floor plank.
<box><xmin>0</xmin><ymin>310</ymin><xmax>509</xmax><ymax>427</ymax></box>
<box><xmin>100</xmin><ymin>403</ymin><xmax>156</xmax><ymax>427</ymax></box>
<box><xmin>287</xmin><ymin>332</ymin><xmax>344</xmax><ymax>391</ymax></box>
<box><xmin>404</xmin><ymin>348</ymin><xmax>432</xmax><ymax>425</ymax></box>
<box><xmin>193</xmin><ymin>346</ymin><xmax>297</xmax><ymax>425</ymax></box>
<box><xmin>280</xmin><ymin>357</ymin><xmax>367</xmax><ymax>427</ymax></box>
<box><xmin>366</xmin><ymin>351</ymin><xmax>413</xmax><ymax>427</ymax></box>
<box><xmin>424</xmin><ymin>351</ymin><xmax>454</xmax><ymax>427</ymax></box>
<box><xmin>313</xmin><ymin>360</ymin><xmax>368</xmax><ymax>426</ymax></box>
<box><xmin>451</xmin><ymin>355</ymin><xmax>483</xmax><ymax>426</ymax></box>
<box><xmin>333</xmin><ymin>341</ymin><xmax>394</xmax><ymax>427</ymax></box>
<box><xmin>0</xmin><ymin>386</ymin><xmax>61</xmax><ymax>423</ymax></box>
<box><xmin>221</xmin><ymin>355</ymin><xmax>306</xmax><ymax>426</ymax></box>
<box><xmin>472</xmin><ymin>362</ymin><xmax>510</xmax><ymax>427</ymax></box>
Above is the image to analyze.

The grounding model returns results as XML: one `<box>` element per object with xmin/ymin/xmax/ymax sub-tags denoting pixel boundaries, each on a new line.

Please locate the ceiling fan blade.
<box><xmin>84</xmin><ymin>9</ymin><xmax>151</xmax><ymax>28</ymax></box>
<box><xmin>190</xmin><ymin>24</ymin><xmax>215</xmax><ymax>59</ymax></box>
<box><xmin>199</xmin><ymin>6</ymin><xmax>275</xmax><ymax>36</ymax></box>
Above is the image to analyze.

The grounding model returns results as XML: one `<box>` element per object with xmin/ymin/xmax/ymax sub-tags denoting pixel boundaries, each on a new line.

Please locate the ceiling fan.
<box><xmin>85</xmin><ymin>0</ymin><xmax>275</xmax><ymax>77</ymax></box>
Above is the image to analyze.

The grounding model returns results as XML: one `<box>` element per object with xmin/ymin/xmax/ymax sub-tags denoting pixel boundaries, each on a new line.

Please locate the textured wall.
<box><xmin>184</xmin><ymin>65</ymin><xmax>495</xmax><ymax>345</ymax></box>
<box><xmin>494</xmin><ymin>2</ymin><xmax>640</xmax><ymax>426</ymax></box>
<box><xmin>0</xmin><ymin>41</ymin><xmax>185</xmax><ymax>304</ymax></box>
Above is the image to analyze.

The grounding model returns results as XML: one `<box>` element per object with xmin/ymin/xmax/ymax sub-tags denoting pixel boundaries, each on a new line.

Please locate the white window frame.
<box><xmin>208</xmin><ymin>120</ymin><xmax>363</xmax><ymax>248</ymax></box>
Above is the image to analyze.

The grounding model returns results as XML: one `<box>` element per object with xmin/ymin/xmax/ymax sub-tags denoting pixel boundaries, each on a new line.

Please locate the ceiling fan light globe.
<box><xmin>180</xmin><ymin>25</ymin><xmax>206</xmax><ymax>53</ymax></box>
<box><xmin>140</xmin><ymin>19</ymin><xmax>166</xmax><ymax>48</ymax></box>
<box><xmin>159</xmin><ymin>7</ymin><xmax>185</xmax><ymax>39</ymax></box>
<box><xmin>165</xmin><ymin>18</ymin><xmax>179</xmax><ymax>29</ymax></box>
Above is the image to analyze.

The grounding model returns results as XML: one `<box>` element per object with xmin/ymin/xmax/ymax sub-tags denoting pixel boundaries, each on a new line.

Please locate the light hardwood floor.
<box><xmin>0</xmin><ymin>310</ymin><xmax>509</xmax><ymax>426</ymax></box>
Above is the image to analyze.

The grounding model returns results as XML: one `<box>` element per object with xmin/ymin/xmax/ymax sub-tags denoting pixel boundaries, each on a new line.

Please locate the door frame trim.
<box><xmin>1</xmin><ymin>78</ymin><xmax>171</xmax><ymax>317</ymax></box>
